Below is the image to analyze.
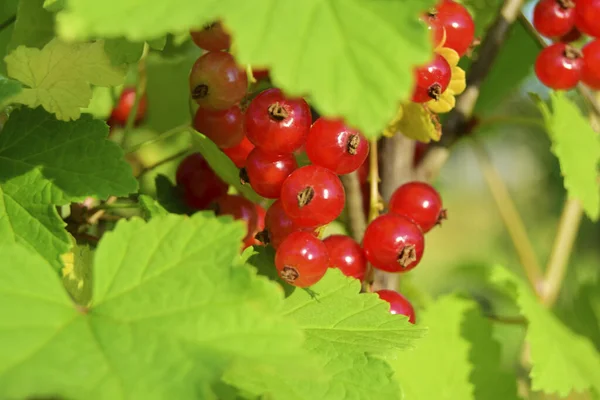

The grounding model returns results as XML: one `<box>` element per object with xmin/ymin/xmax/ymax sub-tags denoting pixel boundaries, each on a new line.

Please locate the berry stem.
<box><xmin>136</xmin><ymin>148</ymin><xmax>193</xmax><ymax>179</ymax></box>
<box><xmin>540</xmin><ymin>198</ymin><xmax>583</xmax><ymax>307</ymax></box>
<box><xmin>125</xmin><ymin>125</ymin><xmax>190</xmax><ymax>155</ymax></box>
<box><xmin>472</xmin><ymin>140</ymin><xmax>545</xmax><ymax>294</ymax></box>
<box><xmin>368</xmin><ymin>138</ymin><xmax>382</xmax><ymax>222</ymax></box>
<box><xmin>121</xmin><ymin>43</ymin><xmax>150</xmax><ymax>149</ymax></box>
<box><xmin>340</xmin><ymin>172</ymin><xmax>367</xmax><ymax>241</ymax></box>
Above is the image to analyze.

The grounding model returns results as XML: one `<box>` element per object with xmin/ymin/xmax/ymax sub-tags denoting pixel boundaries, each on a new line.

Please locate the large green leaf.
<box><xmin>8</xmin><ymin>0</ymin><xmax>54</xmax><ymax>52</ymax></box>
<box><xmin>0</xmin><ymin>107</ymin><xmax>137</xmax><ymax>268</ymax></box>
<box><xmin>492</xmin><ymin>266</ymin><xmax>600</xmax><ymax>397</ymax></box>
<box><xmin>5</xmin><ymin>38</ymin><xmax>125</xmax><ymax>120</ymax></box>
<box><xmin>228</xmin><ymin>261</ymin><xmax>424</xmax><ymax>400</ymax></box>
<box><xmin>0</xmin><ymin>214</ymin><xmax>308</xmax><ymax>399</ymax></box>
<box><xmin>56</xmin><ymin>0</ymin><xmax>437</xmax><ymax>137</ymax></box>
<box><xmin>391</xmin><ymin>295</ymin><xmax>475</xmax><ymax>400</ymax></box>
<box><xmin>0</xmin><ymin>74</ymin><xmax>21</xmax><ymax>105</ymax></box>
<box><xmin>535</xmin><ymin>92</ymin><xmax>600</xmax><ymax>220</ymax></box>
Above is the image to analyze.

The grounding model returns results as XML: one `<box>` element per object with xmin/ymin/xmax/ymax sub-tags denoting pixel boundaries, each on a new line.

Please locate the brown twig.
<box><xmin>340</xmin><ymin>172</ymin><xmax>367</xmax><ymax>241</ymax></box>
<box><xmin>87</xmin><ymin>196</ymin><xmax>117</xmax><ymax>225</ymax></box>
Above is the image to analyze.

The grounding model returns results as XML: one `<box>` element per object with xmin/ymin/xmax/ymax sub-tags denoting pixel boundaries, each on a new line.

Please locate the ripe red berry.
<box><xmin>215</xmin><ymin>194</ymin><xmax>258</xmax><ymax>243</ymax></box>
<box><xmin>110</xmin><ymin>88</ymin><xmax>147</xmax><ymax>126</ymax></box>
<box><xmin>275</xmin><ymin>231</ymin><xmax>329</xmax><ymax>287</ymax></box>
<box><xmin>260</xmin><ymin>199</ymin><xmax>317</xmax><ymax>249</ymax></box>
<box><xmin>244</xmin><ymin>148</ymin><xmax>298</xmax><ymax>198</ymax></box>
<box><xmin>534</xmin><ymin>43</ymin><xmax>583</xmax><ymax>89</ymax></box>
<box><xmin>582</xmin><ymin>40</ymin><xmax>600</xmax><ymax>89</ymax></box>
<box><xmin>388</xmin><ymin>182</ymin><xmax>445</xmax><ymax>233</ymax></box>
<box><xmin>253</xmin><ymin>68</ymin><xmax>270</xmax><ymax>81</ymax></box>
<box><xmin>245</xmin><ymin>204</ymin><xmax>266</xmax><ymax>248</ymax></box>
<box><xmin>426</xmin><ymin>0</ymin><xmax>476</xmax><ymax>57</ymax></box>
<box><xmin>558</xmin><ymin>27</ymin><xmax>582</xmax><ymax>43</ymax></box>
<box><xmin>305</xmin><ymin>118</ymin><xmax>370</xmax><ymax>175</ymax></box>
<box><xmin>245</xmin><ymin>88</ymin><xmax>311</xmax><ymax>154</ymax></box>
<box><xmin>189</xmin><ymin>52</ymin><xmax>248</xmax><ymax>110</ymax></box>
<box><xmin>323</xmin><ymin>235</ymin><xmax>367</xmax><ymax>281</ymax></box>
<box><xmin>222</xmin><ymin>136</ymin><xmax>254</xmax><ymax>168</ymax></box>
<box><xmin>280</xmin><ymin>165</ymin><xmax>345</xmax><ymax>228</ymax></box>
<box><xmin>375</xmin><ymin>290</ymin><xmax>416</xmax><ymax>324</ymax></box>
<box><xmin>190</xmin><ymin>21</ymin><xmax>231</xmax><ymax>52</ymax></box>
<box><xmin>533</xmin><ymin>0</ymin><xmax>576</xmax><ymax>39</ymax></box>
<box><xmin>176</xmin><ymin>153</ymin><xmax>228</xmax><ymax>210</ymax></box>
<box><xmin>411</xmin><ymin>54</ymin><xmax>452</xmax><ymax>103</ymax></box>
<box><xmin>362</xmin><ymin>214</ymin><xmax>425</xmax><ymax>273</ymax></box>
<box><xmin>193</xmin><ymin>105</ymin><xmax>244</xmax><ymax>149</ymax></box>
<box><xmin>575</xmin><ymin>0</ymin><xmax>600</xmax><ymax>38</ymax></box>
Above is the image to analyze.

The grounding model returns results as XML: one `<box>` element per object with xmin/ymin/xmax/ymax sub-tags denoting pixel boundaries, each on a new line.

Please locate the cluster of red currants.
<box><xmin>107</xmin><ymin>88</ymin><xmax>148</xmax><ymax>131</ymax></box>
<box><xmin>177</xmin><ymin>18</ymin><xmax>448</xmax><ymax>324</ymax></box>
<box><xmin>533</xmin><ymin>0</ymin><xmax>600</xmax><ymax>90</ymax></box>
<box><xmin>412</xmin><ymin>0</ymin><xmax>475</xmax><ymax>103</ymax></box>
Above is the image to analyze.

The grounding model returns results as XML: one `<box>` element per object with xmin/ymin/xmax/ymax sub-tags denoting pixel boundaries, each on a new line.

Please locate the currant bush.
<box><xmin>533</xmin><ymin>0</ymin><xmax>576</xmax><ymax>39</ymax></box>
<box><xmin>426</xmin><ymin>0</ymin><xmax>476</xmax><ymax>57</ymax></box>
<box><xmin>275</xmin><ymin>231</ymin><xmax>329</xmax><ymax>287</ymax></box>
<box><xmin>574</xmin><ymin>0</ymin><xmax>600</xmax><ymax>38</ymax></box>
<box><xmin>176</xmin><ymin>153</ymin><xmax>228</xmax><ymax>210</ymax></box>
<box><xmin>214</xmin><ymin>194</ymin><xmax>258</xmax><ymax>243</ymax></box>
<box><xmin>109</xmin><ymin>87</ymin><xmax>147</xmax><ymax>126</ymax></box>
<box><xmin>193</xmin><ymin>105</ymin><xmax>244</xmax><ymax>149</ymax></box>
<box><xmin>362</xmin><ymin>214</ymin><xmax>425</xmax><ymax>273</ymax></box>
<box><xmin>376</xmin><ymin>290</ymin><xmax>417</xmax><ymax>324</ymax></box>
<box><xmin>323</xmin><ymin>235</ymin><xmax>367</xmax><ymax>281</ymax></box>
<box><xmin>280</xmin><ymin>165</ymin><xmax>346</xmax><ymax>228</ymax></box>
<box><xmin>244</xmin><ymin>88</ymin><xmax>311</xmax><ymax>154</ymax></box>
<box><xmin>190</xmin><ymin>21</ymin><xmax>231</xmax><ymax>51</ymax></box>
<box><xmin>305</xmin><ymin>118</ymin><xmax>370</xmax><ymax>175</ymax></box>
<box><xmin>222</xmin><ymin>136</ymin><xmax>255</xmax><ymax>168</ymax></box>
<box><xmin>243</xmin><ymin>147</ymin><xmax>298</xmax><ymax>199</ymax></box>
<box><xmin>411</xmin><ymin>54</ymin><xmax>452</xmax><ymax>103</ymax></box>
<box><xmin>534</xmin><ymin>43</ymin><xmax>583</xmax><ymax>89</ymax></box>
<box><xmin>582</xmin><ymin>39</ymin><xmax>600</xmax><ymax>89</ymax></box>
<box><xmin>388</xmin><ymin>182</ymin><xmax>445</xmax><ymax>233</ymax></box>
<box><xmin>189</xmin><ymin>51</ymin><xmax>248</xmax><ymax>110</ymax></box>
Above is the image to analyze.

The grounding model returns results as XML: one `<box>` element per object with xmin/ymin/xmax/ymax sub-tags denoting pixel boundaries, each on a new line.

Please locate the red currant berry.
<box><xmin>305</xmin><ymin>118</ymin><xmax>370</xmax><ymax>175</ymax></box>
<box><xmin>190</xmin><ymin>21</ymin><xmax>231</xmax><ymax>52</ymax></box>
<box><xmin>193</xmin><ymin>105</ymin><xmax>244</xmax><ymax>149</ymax></box>
<box><xmin>243</xmin><ymin>148</ymin><xmax>298</xmax><ymax>199</ymax></box>
<box><xmin>245</xmin><ymin>88</ymin><xmax>311</xmax><ymax>154</ymax></box>
<box><xmin>253</xmin><ymin>68</ymin><xmax>270</xmax><ymax>81</ymax></box>
<box><xmin>245</xmin><ymin>203</ymin><xmax>266</xmax><ymax>248</ymax></box>
<box><xmin>222</xmin><ymin>136</ymin><xmax>254</xmax><ymax>168</ymax></box>
<box><xmin>323</xmin><ymin>235</ymin><xmax>367</xmax><ymax>281</ymax></box>
<box><xmin>557</xmin><ymin>27</ymin><xmax>582</xmax><ymax>43</ymax></box>
<box><xmin>411</xmin><ymin>54</ymin><xmax>452</xmax><ymax>103</ymax></box>
<box><xmin>575</xmin><ymin>0</ymin><xmax>600</xmax><ymax>38</ymax></box>
<box><xmin>362</xmin><ymin>214</ymin><xmax>425</xmax><ymax>273</ymax></box>
<box><xmin>176</xmin><ymin>153</ymin><xmax>228</xmax><ymax>210</ymax></box>
<box><xmin>280</xmin><ymin>165</ymin><xmax>345</xmax><ymax>228</ymax></box>
<box><xmin>582</xmin><ymin>40</ymin><xmax>600</xmax><ymax>89</ymax></box>
<box><xmin>357</xmin><ymin>158</ymin><xmax>369</xmax><ymax>184</ymax></box>
<box><xmin>535</xmin><ymin>43</ymin><xmax>583</xmax><ymax>89</ymax></box>
<box><xmin>110</xmin><ymin>88</ymin><xmax>147</xmax><ymax>126</ymax></box>
<box><xmin>260</xmin><ymin>199</ymin><xmax>317</xmax><ymax>249</ymax></box>
<box><xmin>375</xmin><ymin>290</ymin><xmax>416</xmax><ymax>324</ymax></box>
<box><xmin>426</xmin><ymin>0</ymin><xmax>476</xmax><ymax>57</ymax></box>
<box><xmin>388</xmin><ymin>182</ymin><xmax>445</xmax><ymax>233</ymax></box>
<box><xmin>189</xmin><ymin>51</ymin><xmax>248</xmax><ymax>110</ymax></box>
<box><xmin>275</xmin><ymin>231</ymin><xmax>329</xmax><ymax>287</ymax></box>
<box><xmin>533</xmin><ymin>0</ymin><xmax>576</xmax><ymax>39</ymax></box>
<box><xmin>413</xmin><ymin>142</ymin><xmax>429</xmax><ymax>167</ymax></box>
<box><xmin>215</xmin><ymin>194</ymin><xmax>258</xmax><ymax>243</ymax></box>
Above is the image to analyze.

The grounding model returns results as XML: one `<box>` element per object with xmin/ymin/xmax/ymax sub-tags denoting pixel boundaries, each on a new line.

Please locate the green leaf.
<box><xmin>104</xmin><ymin>38</ymin><xmax>145</xmax><ymax>65</ymax></box>
<box><xmin>139</xmin><ymin>194</ymin><xmax>169</xmax><ymax>219</ymax></box>
<box><xmin>144</xmin><ymin>51</ymin><xmax>198</xmax><ymax>132</ymax></box>
<box><xmin>5</xmin><ymin>38</ymin><xmax>126</xmax><ymax>121</ymax></box>
<box><xmin>0</xmin><ymin>214</ymin><xmax>307</xmax><ymax>399</ymax></box>
<box><xmin>154</xmin><ymin>174</ymin><xmax>192</xmax><ymax>215</ymax></box>
<box><xmin>0</xmin><ymin>107</ymin><xmax>137</xmax><ymax>268</ymax></box>
<box><xmin>461</xmin><ymin>307</ymin><xmax>521</xmax><ymax>400</ymax></box>
<box><xmin>43</xmin><ymin>0</ymin><xmax>65</xmax><ymax>12</ymax></box>
<box><xmin>491</xmin><ymin>265</ymin><xmax>600</xmax><ymax>397</ymax></box>
<box><xmin>81</xmin><ymin>86</ymin><xmax>114</xmax><ymax>119</ymax></box>
<box><xmin>56</xmin><ymin>0</ymin><xmax>437</xmax><ymax>137</ymax></box>
<box><xmin>228</xmin><ymin>268</ymin><xmax>419</xmax><ymax>400</ymax></box>
<box><xmin>147</xmin><ymin>36</ymin><xmax>167</xmax><ymax>51</ymax></box>
<box><xmin>0</xmin><ymin>74</ymin><xmax>21</xmax><ymax>105</ymax></box>
<box><xmin>191</xmin><ymin>131</ymin><xmax>262</xmax><ymax>203</ymax></box>
<box><xmin>61</xmin><ymin>241</ymin><xmax>94</xmax><ymax>306</ymax></box>
<box><xmin>0</xmin><ymin>0</ymin><xmax>18</xmax><ymax>75</ymax></box>
<box><xmin>391</xmin><ymin>295</ymin><xmax>475</xmax><ymax>400</ymax></box>
<box><xmin>535</xmin><ymin>92</ymin><xmax>600</xmax><ymax>220</ymax></box>
<box><xmin>8</xmin><ymin>0</ymin><xmax>54</xmax><ymax>52</ymax></box>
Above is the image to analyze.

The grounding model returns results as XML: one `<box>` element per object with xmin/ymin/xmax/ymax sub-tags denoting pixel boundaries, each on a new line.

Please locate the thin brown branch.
<box><xmin>87</xmin><ymin>196</ymin><xmax>117</xmax><ymax>225</ymax></box>
<box><xmin>472</xmin><ymin>140</ymin><xmax>545</xmax><ymax>294</ymax></box>
<box><xmin>541</xmin><ymin>198</ymin><xmax>584</xmax><ymax>307</ymax></box>
<box><xmin>340</xmin><ymin>172</ymin><xmax>367</xmax><ymax>241</ymax></box>
<box><xmin>439</xmin><ymin>0</ymin><xmax>526</xmax><ymax>148</ymax></box>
